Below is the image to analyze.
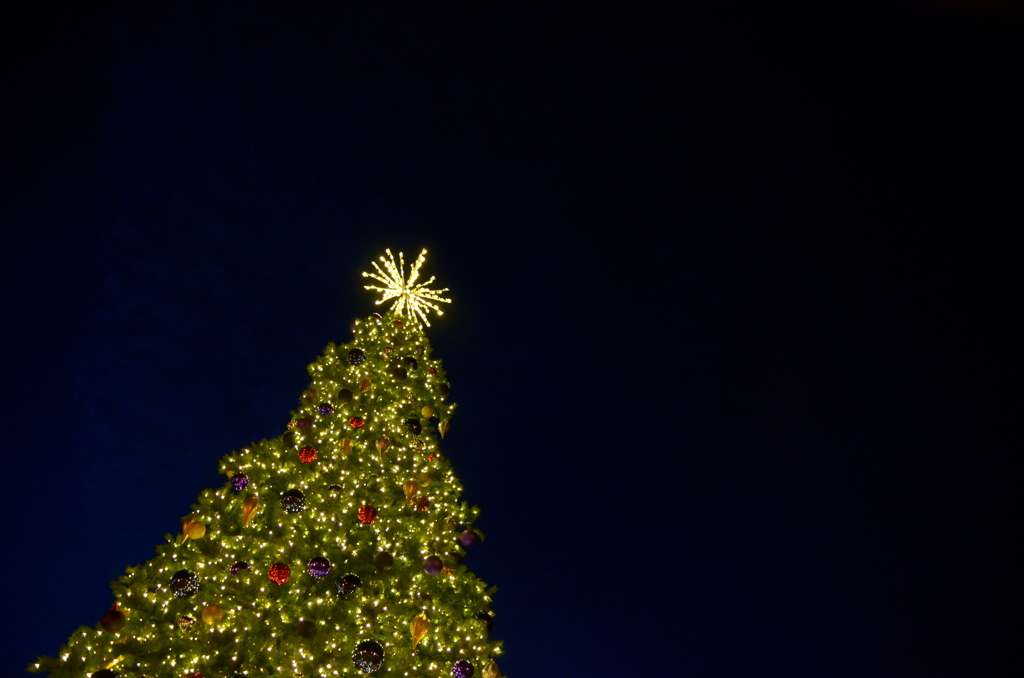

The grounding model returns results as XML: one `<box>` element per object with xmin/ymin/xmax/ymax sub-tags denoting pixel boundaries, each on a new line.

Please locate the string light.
<box><xmin>32</xmin><ymin>257</ymin><xmax>501</xmax><ymax>678</ymax></box>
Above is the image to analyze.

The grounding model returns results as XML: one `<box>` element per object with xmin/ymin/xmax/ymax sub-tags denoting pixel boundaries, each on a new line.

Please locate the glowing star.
<box><xmin>362</xmin><ymin>249</ymin><xmax>451</xmax><ymax>327</ymax></box>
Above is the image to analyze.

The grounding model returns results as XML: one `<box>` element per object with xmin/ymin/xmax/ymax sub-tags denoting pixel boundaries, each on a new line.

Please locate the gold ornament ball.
<box><xmin>201</xmin><ymin>605</ymin><xmax>224</xmax><ymax>625</ymax></box>
<box><xmin>186</xmin><ymin>521</ymin><xmax>207</xmax><ymax>539</ymax></box>
<box><xmin>420</xmin><ymin>405</ymin><xmax>435</xmax><ymax>418</ymax></box>
<box><xmin>374</xmin><ymin>551</ymin><xmax>394</xmax><ymax>571</ymax></box>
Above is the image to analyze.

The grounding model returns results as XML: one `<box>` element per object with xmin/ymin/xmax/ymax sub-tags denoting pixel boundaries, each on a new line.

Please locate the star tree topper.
<box><xmin>362</xmin><ymin>248</ymin><xmax>452</xmax><ymax>327</ymax></box>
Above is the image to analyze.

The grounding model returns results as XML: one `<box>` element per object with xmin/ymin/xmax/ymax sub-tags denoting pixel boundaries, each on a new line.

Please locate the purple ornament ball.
<box><xmin>460</xmin><ymin>530</ymin><xmax>478</xmax><ymax>547</ymax></box>
<box><xmin>169</xmin><ymin>569</ymin><xmax>199</xmax><ymax>598</ymax></box>
<box><xmin>423</xmin><ymin>555</ymin><xmax>443</xmax><ymax>576</ymax></box>
<box><xmin>352</xmin><ymin>640</ymin><xmax>384</xmax><ymax>672</ymax></box>
<box><xmin>474</xmin><ymin>611</ymin><xmax>493</xmax><ymax>634</ymax></box>
<box><xmin>318</xmin><ymin>402</ymin><xmax>334</xmax><ymax>416</ymax></box>
<box><xmin>230</xmin><ymin>561</ymin><xmax>250</xmax><ymax>575</ymax></box>
<box><xmin>308</xmin><ymin>556</ymin><xmax>332</xmax><ymax>579</ymax></box>
<box><xmin>231</xmin><ymin>473</ymin><xmax>249</xmax><ymax>492</ymax></box>
<box><xmin>452</xmin><ymin>660</ymin><xmax>474</xmax><ymax>678</ymax></box>
<box><xmin>336</xmin><ymin>573</ymin><xmax>361</xmax><ymax>596</ymax></box>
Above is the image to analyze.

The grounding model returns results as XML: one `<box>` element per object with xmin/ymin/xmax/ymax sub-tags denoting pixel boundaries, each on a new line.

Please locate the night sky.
<box><xmin>2</xmin><ymin>3</ymin><xmax>1021</xmax><ymax>676</ymax></box>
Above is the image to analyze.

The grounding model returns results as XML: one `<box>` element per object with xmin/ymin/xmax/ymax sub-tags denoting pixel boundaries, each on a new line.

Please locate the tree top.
<box><xmin>362</xmin><ymin>249</ymin><xmax>451</xmax><ymax>328</ymax></box>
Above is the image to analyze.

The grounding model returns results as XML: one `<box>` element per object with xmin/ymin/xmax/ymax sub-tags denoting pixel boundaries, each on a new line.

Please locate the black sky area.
<box><xmin>1</xmin><ymin>2</ymin><xmax>1021</xmax><ymax>677</ymax></box>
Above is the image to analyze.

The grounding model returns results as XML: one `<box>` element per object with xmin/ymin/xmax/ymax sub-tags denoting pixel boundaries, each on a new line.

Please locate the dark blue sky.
<box><xmin>2</xmin><ymin>3</ymin><xmax>1021</xmax><ymax>676</ymax></box>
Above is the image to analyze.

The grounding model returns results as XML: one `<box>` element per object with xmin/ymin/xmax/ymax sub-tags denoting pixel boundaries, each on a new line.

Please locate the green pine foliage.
<box><xmin>31</xmin><ymin>312</ymin><xmax>502</xmax><ymax>678</ymax></box>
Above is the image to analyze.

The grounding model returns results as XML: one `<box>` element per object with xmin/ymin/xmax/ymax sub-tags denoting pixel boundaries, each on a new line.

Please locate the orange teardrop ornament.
<box><xmin>242</xmin><ymin>495</ymin><xmax>259</xmax><ymax>526</ymax></box>
<box><xmin>410</xmin><ymin>611</ymin><xmax>429</xmax><ymax>648</ymax></box>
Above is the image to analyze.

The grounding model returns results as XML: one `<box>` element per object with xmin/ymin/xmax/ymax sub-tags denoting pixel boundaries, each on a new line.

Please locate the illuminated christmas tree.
<box><xmin>32</xmin><ymin>250</ymin><xmax>504</xmax><ymax>678</ymax></box>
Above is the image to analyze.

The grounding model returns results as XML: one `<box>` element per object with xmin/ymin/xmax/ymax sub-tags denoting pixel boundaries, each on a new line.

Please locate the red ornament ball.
<box><xmin>415</xmin><ymin>497</ymin><xmax>430</xmax><ymax>511</ymax></box>
<box><xmin>357</xmin><ymin>504</ymin><xmax>378</xmax><ymax>524</ymax></box>
<box><xmin>99</xmin><ymin>609</ymin><xmax>125</xmax><ymax>633</ymax></box>
<box><xmin>427</xmin><ymin>367</ymin><xmax>437</xmax><ymax>375</ymax></box>
<box><xmin>298</xmin><ymin>446</ymin><xmax>317</xmax><ymax>463</ymax></box>
<box><xmin>349</xmin><ymin>416</ymin><xmax>366</xmax><ymax>429</ymax></box>
<box><xmin>268</xmin><ymin>562</ymin><xmax>291</xmax><ymax>585</ymax></box>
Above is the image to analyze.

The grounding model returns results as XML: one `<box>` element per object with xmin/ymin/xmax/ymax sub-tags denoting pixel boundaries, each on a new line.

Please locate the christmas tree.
<box><xmin>31</xmin><ymin>250</ymin><xmax>503</xmax><ymax>678</ymax></box>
